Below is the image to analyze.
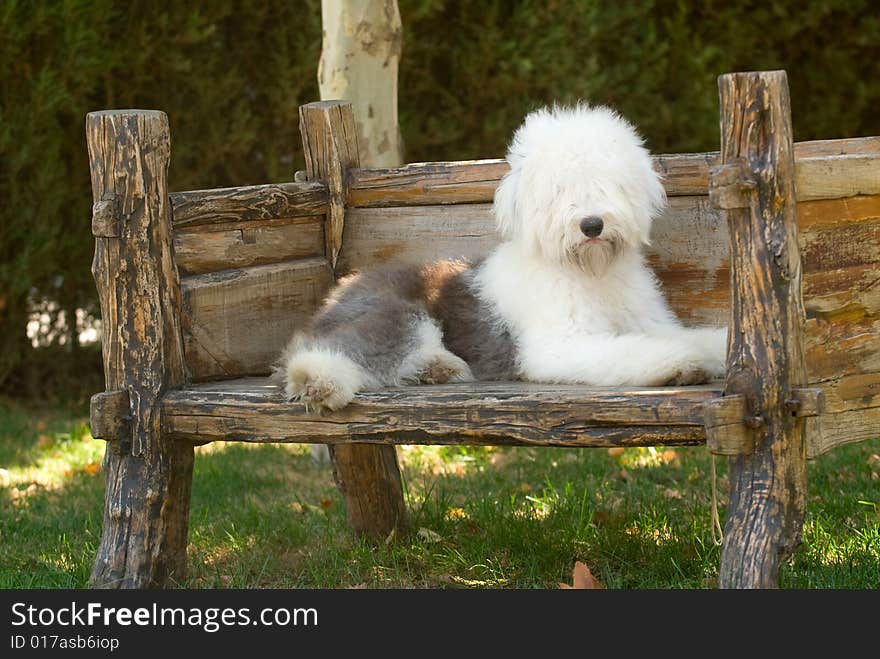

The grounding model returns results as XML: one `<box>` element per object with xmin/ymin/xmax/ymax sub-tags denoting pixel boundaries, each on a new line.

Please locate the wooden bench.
<box><xmin>86</xmin><ymin>70</ymin><xmax>880</xmax><ymax>588</ymax></box>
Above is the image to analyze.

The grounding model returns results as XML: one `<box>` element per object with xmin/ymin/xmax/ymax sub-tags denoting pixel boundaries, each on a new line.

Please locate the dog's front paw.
<box><xmin>283</xmin><ymin>349</ymin><xmax>364</xmax><ymax>413</ymax></box>
<box><xmin>286</xmin><ymin>375</ymin><xmax>353</xmax><ymax>414</ymax></box>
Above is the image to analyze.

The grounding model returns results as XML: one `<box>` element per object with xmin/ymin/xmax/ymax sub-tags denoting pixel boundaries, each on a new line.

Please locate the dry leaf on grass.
<box><xmin>445</xmin><ymin>507</ymin><xmax>469</xmax><ymax>521</ymax></box>
<box><xmin>559</xmin><ymin>561</ymin><xmax>604</xmax><ymax>589</ymax></box>
<box><xmin>83</xmin><ymin>462</ymin><xmax>101</xmax><ymax>475</ymax></box>
<box><xmin>417</xmin><ymin>527</ymin><xmax>442</xmax><ymax>543</ymax></box>
<box><xmin>663</xmin><ymin>487</ymin><xmax>682</xmax><ymax>500</ymax></box>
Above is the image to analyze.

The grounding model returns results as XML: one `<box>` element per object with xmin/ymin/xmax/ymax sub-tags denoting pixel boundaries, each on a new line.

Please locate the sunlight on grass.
<box><xmin>1</xmin><ymin>419</ymin><xmax>103</xmax><ymax>499</ymax></box>
<box><xmin>2</xmin><ymin>399</ymin><xmax>878</xmax><ymax>589</ymax></box>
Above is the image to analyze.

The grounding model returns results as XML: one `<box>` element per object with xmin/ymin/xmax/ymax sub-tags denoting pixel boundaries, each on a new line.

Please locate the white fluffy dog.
<box><xmin>278</xmin><ymin>104</ymin><xmax>727</xmax><ymax>412</ymax></box>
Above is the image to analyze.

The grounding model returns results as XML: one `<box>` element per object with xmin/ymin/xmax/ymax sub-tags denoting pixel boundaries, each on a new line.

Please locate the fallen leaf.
<box><xmin>607</xmin><ymin>447</ymin><xmax>625</xmax><ymax>458</ymax></box>
<box><xmin>559</xmin><ymin>561</ymin><xmax>603</xmax><ymax>589</ymax></box>
<box><xmin>872</xmin><ymin>472</ymin><xmax>878</xmax><ymax>482</ymax></box>
<box><xmin>867</xmin><ymin>454</ymin><xmax>880</xmax><ymax>466</ymax></box>
<box><xmin>318</xmin><ymin>498</ymin><xmax>334</xmax><ymax>510</ymax></box>
<box><xmin>660</xmin><ymin>450</ymin><xmax>681</xmax><ymax>466</ymax></box>
<box><xmin>83</xmin><ymin>462</ymin><xmax>101</xmax><ymax>475</ymax></box>
<box><xmin>417</xmin><ymin>527</ymin><xmax>442</xmax><ymax>543</ymax></box>
<box><xmin>618</xmin><ymin>468</ymin><xmax>632</xmax><ymax>483</ymax></box>
<box><xmin>445</xmin><ymin>507</ymin><xmax>469</xmax><ymax>521</ymax></box>
<box><xmin>290</xmin><ymin>502</ymin><xmax>304</xmax><ymax>513</ymax></box>
<box><xmin>663</xmin><ymin>487</ymin><xmax>682</xmax><ymax>500</ymax></box>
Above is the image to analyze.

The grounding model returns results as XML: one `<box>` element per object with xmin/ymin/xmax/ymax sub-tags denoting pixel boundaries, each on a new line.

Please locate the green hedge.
<box><xmin>2</xmin><ymin>0</ymin><xmax>878</xmax><ymax>394</ymax></box>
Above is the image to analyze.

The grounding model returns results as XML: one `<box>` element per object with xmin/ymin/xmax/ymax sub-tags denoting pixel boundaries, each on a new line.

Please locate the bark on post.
<box><xmin>318</xmin><ymin>0</ymin><xmax>403</xmax><ymax>167</ymax></box>
<box><xmin>299</xmin><ymin>101</ymin><xmax>409</xmax><ymax>540</ymax></box>
<box><xmin>714</xmin><ymin>71</ymin><xmax>808</xmax><ymax>588</ymax></box>
<box><xmin>87</xmin><ymin>110</ymin><xmax>194</xmax><ymax>588</ymax></box>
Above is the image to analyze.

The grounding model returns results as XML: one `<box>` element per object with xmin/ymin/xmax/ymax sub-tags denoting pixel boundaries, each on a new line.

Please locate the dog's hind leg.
<box><xmin>397</xmin><ymin>316</ymin><xmax>474</xmax><ymax>385</ymax></box>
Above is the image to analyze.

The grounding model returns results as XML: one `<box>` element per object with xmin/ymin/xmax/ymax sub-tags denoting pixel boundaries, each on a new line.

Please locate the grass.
<box><xmin>1</xmin><ymin>398</ymin><xmax>878</xmax><ymax>589</ymax></box>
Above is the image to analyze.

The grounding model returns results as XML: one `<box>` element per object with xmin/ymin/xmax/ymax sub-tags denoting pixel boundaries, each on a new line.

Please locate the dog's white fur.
<box><xmin>281</xmin><ymin>104</ymin><xmax>726</xmax><ymax>411</ymax></box>
<box><xmin>481</xmin><ymin>105</ymin><xmax>726</xmax><ymax>385</ymax></box>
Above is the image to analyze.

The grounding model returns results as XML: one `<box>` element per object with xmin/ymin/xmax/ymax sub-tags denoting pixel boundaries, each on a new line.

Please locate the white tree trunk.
<box><xmin>318</xmin><ymin>0</ymin><xmax>403</xmax><ymax>168</ymax></box>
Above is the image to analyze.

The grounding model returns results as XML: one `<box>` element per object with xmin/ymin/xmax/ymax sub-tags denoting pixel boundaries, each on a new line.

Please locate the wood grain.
<box><xmin>173</xmin><ymin>215</ymin><xmax>324</xmax><ymax>276</ymax></box>
<box><xmin>180</xmin><ymin>258</ymin><xmax>333</xmax><ymax>381</ymax></box>
<box><xmin>89</xmin><ymin>390</ymin><xmax>130</xmax><ymax>443</ymax></box>
<box><xmin>345</xmin><ymin>138</ymin><xmax>880</xmax><ymax>207</ymax></box>
<box><xmin>81</xmin><ymin>374</ymin><xmax>871</xmax><ymax>454</ymax></box>
<box><xmin>299</xmin><ymin>101</ymin><xmax>359</xmax><ymax>270</ymax></box>
<box><xmin>716</xmin><ymin>71</ymin><xmax>807</xmax><ymax>589</ymax></box>
<box><xmin>162</xmin><ymin>379</ymin><xmax>720</xmax><ymax>446</ymax></box>
<box><xmin>87</xmin><ymin>109</ymin><xmax>194</xmax><ymax>589</ymax></box>
<box><xmin>169</xmin><ymin>181</ymin><xmax>328</xmax><ymax>228</ymax></box>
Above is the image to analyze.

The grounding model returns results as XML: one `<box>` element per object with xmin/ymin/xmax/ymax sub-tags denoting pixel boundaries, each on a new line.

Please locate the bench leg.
<box><xmin>90</xmin><ymin>439</ymin><xmax>194</xmax><ymax>588</ymax></box>
<box><xmin>713</xmin><ymin>71</ymin><xmax>809</xmax><ymax>587</ymax></box>
<box><xmin>720</xmin><ymin>439</ymin><xmax>806</xmax><ymax>588</ymax></box>
<box><xmin>329</xmin><ymin>443</ymin><xmax>409</xmax><ymax>540</ymax></box>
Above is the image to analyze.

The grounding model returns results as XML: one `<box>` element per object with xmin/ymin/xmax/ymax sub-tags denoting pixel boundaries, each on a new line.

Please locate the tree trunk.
<box><xmin>318</xmin><ymin>0</ymin><xmax>403</xmax><ymax>167</ymax></box>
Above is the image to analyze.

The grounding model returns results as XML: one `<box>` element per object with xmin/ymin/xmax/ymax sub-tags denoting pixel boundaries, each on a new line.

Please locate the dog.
<box><xmin>277</xmin><ymin>104</ymin><xmax>727</xmax><ymax>413</ymax></box>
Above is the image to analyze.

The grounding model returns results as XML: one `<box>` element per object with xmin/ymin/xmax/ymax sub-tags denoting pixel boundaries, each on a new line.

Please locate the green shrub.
<box><xmin>1</xmin><ymin>0</ymin><xmax>878</xmax><ymax>395</ymax></box>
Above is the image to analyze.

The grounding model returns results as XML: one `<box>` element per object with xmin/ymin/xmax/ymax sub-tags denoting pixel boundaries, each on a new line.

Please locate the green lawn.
<box><xmin>1</xmin><ymin>398</ymin><xmax>878</xmax><ymax>588</ymax></box>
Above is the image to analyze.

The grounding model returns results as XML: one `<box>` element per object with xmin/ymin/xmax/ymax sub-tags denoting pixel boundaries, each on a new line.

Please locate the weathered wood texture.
<box><xmin>345</xmin><ymin>139</ymin><xmax>880</xmax><ymax>207</ymax></box>
<box><xmin>87</xmin><ymin>110</ymin><xmax>194</xmax><ymax>588</ymax></box>
<box><xmin>80</xmin><ymin>375</ymin><xmax>857</xmax><ymax>455</ymax></box>
<box><xmin>169</xmin><ymin>181</ymin><xmax>328</xmax><ymax>228</ymax></box>
<box><xmin>299</xmin><ymin>101</ymin><xmax>359</xmax><ymax>269</ymax></box>
<box><xmin>162</xmin><ymin>378</ymin><xmax>719</xmax><ymax>446</ymax></box>
<box><xmin>299</xmin><ymin>100</ymin><xmax>409</xmax><ymax>540</ymax></box>
<box><xmin>179</xmin><ymin>258</ymin><xmax>333</xmax><ymax>381</ymax></box>
<box><xmin>715</xmin><ymin>71</ymin><xmax>808</xmax><ymax>589</ymax></box>
<box><xmin>89</xmin><ymin>390</ymin><xmax>130</xmax><ymax>443</ymax></box>
<box><xmin>173</xmin><ymin>216</ymin><xmax>324</xmax><ymax>276</ymax></box>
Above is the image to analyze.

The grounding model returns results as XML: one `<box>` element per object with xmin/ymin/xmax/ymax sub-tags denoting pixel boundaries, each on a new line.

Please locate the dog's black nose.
<box><xmin>579</xmin><ymin>216</ymin><xmax>604</xmax><ymax>238</ymax></box>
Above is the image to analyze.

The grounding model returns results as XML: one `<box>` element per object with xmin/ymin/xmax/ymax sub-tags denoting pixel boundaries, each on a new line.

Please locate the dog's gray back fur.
<box><xmin>303</xmin><ymin>259</ymin><xmax>517</xmax><ymax>382</ymax></box>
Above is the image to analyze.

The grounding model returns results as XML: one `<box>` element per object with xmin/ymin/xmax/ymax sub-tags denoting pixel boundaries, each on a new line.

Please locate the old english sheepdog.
<box><xmin>278</xmin><ymin>104</ymin><xmax>727</xmax><ymax>412</ymax></box>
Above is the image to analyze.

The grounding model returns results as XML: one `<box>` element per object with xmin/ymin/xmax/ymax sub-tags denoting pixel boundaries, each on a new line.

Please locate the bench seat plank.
<box><xmin>162</xmin><ymin>378</ymin><xmax>722</xmax><ymax>447</ymax></box>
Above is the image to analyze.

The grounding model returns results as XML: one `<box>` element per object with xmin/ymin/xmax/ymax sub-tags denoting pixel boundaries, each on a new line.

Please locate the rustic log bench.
<box><xmin>86</xmin><ymin>70</ymin><xmax>880</xmax><ymax>589</ymax></box>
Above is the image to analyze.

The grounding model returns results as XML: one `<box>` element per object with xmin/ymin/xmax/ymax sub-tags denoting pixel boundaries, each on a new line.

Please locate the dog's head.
<box><xmin>493</xmin><ymin>104</ymin><xmax>666</xmax><ymax>276</ymax></box>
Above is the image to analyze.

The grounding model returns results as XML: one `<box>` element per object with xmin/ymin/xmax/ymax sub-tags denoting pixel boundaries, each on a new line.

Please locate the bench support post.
<box><xmin>87</xmin><ymin>110</ymin><xmax>194</xmax><ymax>587</ymax></box>
<box><xmin>299</xmin><ymin>101</ymin><xmax>410</xmax><ymax>540</ymax></box>
<box><xmin>713</xmin><ymin>71</ymin><xmax>808</xmax><ymax>588</ymax></box>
